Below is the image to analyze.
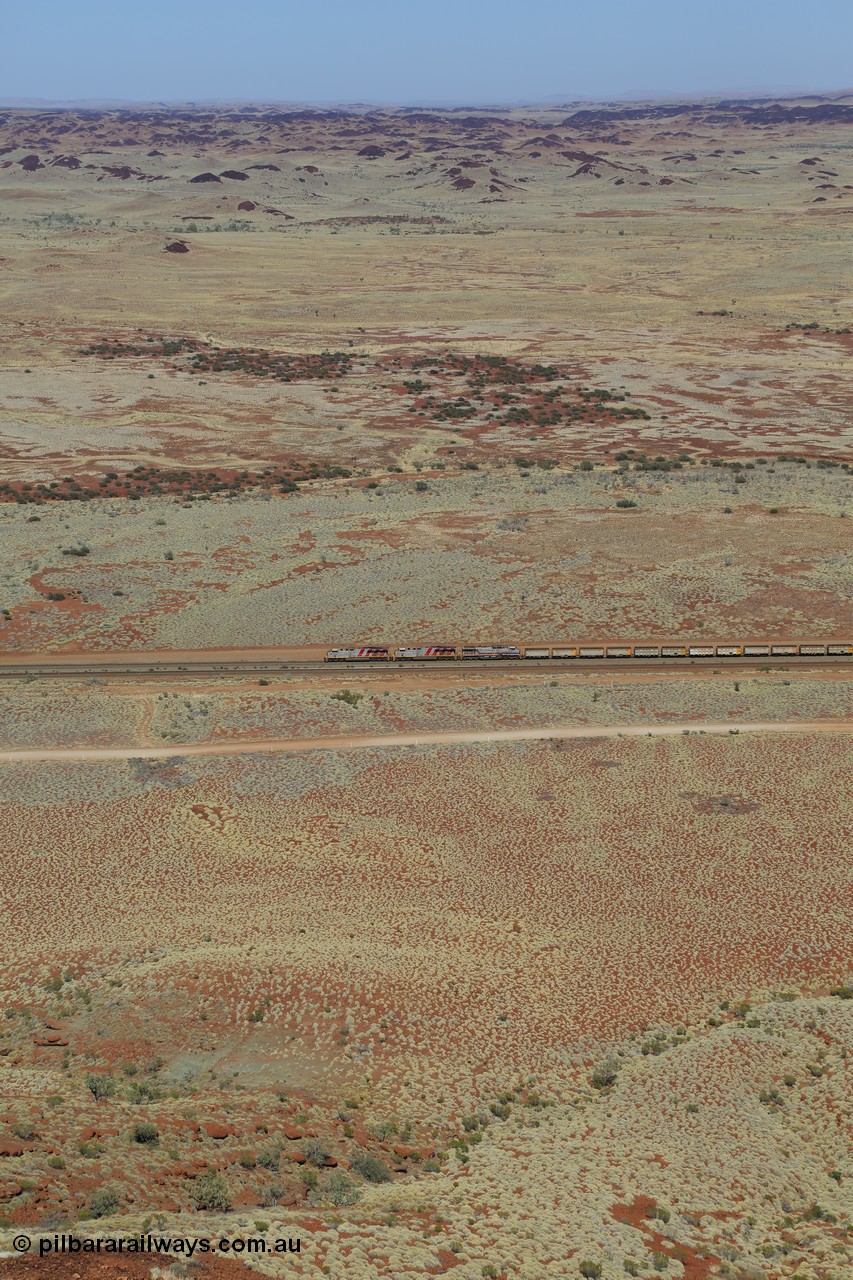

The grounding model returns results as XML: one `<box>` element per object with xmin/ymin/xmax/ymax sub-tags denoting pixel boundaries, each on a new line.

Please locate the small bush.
<box><xmin>367</xmin><ymin>1119</ymin><xmax>397</xmax><ymax>1141</ymax></box>
<box><xmin>256</xmin><ymin>1143</ymin><xmax>281</xmax><ymax>1171</ymax></box>
<box><xmin>132</xmin><ymin>1121</ymin><xmax>159</xmax><ymax>1144</ymax></box>
<box><xmin>258</xmin><ymin>1182</ymin><xmax>284</xmax><ymax>1207</ymax></box>
<box><xmin>332</xmin><ymin>689</ymin><xmax>363</xmax><ymax>707</ymax></box>
<box><xmin>47</xmin><ymin>1155</ymin><xmax>65</xmax><ymax>1169</ymax></box>
<box><xmin>86</xmin><ymin>1074</ymin><xmax>116</xmax><ymax>1102</ymax></box>
<box><xmin>579</xmin><ymin>1263</ymin><xmax>602</xmax><ymax>1279</ymax></box>
<box><xmin>615</xmin><ymin>498</ymin><xmax>637</xmax><ymax>508</ymax></box>
<box><xmin>193</xmin><ymin>1169</ymin><xmax>231</xmax><ymax>1211</ymax></box>
<box><xmin>12</xmin><ymin>1122</ymin><xmax>36</xmax><ymax>1141</ymax></box>
<box><xmin>313</xmin><ymin>1171</ymin><xmax>360</xmax><ymax>1207</ymax></box>
<box><xmin>89</xmin><ymin>1188</ymin><xmax>119</xmax><ymax>1218</ymax></box>
<box><xmin>351</xmin><ymin>1152</ymin><xmax>393</xmax><ymax>1183</ymax></box>
<box><xmin>590</xmin><ymin>1058</ymin><xmax>620</xmax><ymax>1090</ymax></box>
<box><xmin>301</xmin><ymin>1138</ymin><xmax>330</xmax><ymax>1167</ymax></box>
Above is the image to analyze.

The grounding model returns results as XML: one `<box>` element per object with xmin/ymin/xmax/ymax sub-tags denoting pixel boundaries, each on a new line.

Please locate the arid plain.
<box><xmin>0</xmin><ymin>97</ymin><xmax>852</xmax><ymax>1279</ymax></box>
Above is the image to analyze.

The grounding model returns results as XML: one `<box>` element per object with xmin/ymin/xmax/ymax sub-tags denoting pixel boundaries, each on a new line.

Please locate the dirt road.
<box><xmin>1</xmin><ymin>720</ymin><xmax>850</xmax><ymax>765</ymax></box>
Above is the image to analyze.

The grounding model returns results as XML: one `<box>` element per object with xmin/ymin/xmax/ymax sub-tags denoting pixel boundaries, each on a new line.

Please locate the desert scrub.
<box><xmin>86</xmin><ymin>1073</ymin><xmax>116</xmax><ymax>1101</ymax></box>
<box><xmin>332</xmin><ymin>689</ymin><xmax>363</xmax><ymax>707</ymax></box>
<box><xmin>590</xmin><ymin>1058</ymin><xmax>620</xmax><ymax>1089</ymax></box>
<box><xmin>192</xmin><ymin>1170</ymin><xmax>232</xmax><ymax>1211</ymax></box>
<box><xmin>351</xmin><ymin>1151</ymin><xmax>393</xmax><ymax>1183</ymax></box>
<box><xmin>367</xmin><ymin>1119</ymin><xmax>397</xmax><ymax>1141</ymax></box>
<box><xmin>256</xmin><ymin>1141</ymin><xmax>282</xmax><ymax>1171</ymax></box>
<box><xmin>88</xmin><ymin>1187</ymin><xmax>120</xmax><ymax>1218</ymax></box>
<box><xmin>301</xmin><ymin>1138</ymin><xmax>331</xmax><ymax>1167</ymax></box>
<box><xmin>310</xmin><ymin>1171</ymin><xmax>360</xmax><ymax>1207</ymax></box>
<box><xmin>131</xmin><ymin>1121</ymin><xmax>159</xmax><ymax>1144</ymax></box>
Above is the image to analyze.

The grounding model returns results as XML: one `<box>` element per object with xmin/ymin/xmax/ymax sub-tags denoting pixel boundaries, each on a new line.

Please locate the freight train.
<box><xmin>325</xmin><ymin>642</ymin><xmax>852</xmax><ymax>662</ymax></box>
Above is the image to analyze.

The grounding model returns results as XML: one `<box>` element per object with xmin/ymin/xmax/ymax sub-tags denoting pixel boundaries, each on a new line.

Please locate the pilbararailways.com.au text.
<box><xmin>13</xmin><ymin>1233</ymin><xmax>302</xmax><ymax>1257</ymax></box>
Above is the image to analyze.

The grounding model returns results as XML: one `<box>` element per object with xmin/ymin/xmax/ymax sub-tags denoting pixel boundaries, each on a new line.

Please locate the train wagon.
<box><xmin>523</xmin><ymin>647</ymin><xmax>551</xmax><ymax>659</ymax></box>
<box><xmin>799</xmin><ymin>644</ymin><xmax>827</xmax><ymax>656</ymax></box>
<box><xmin>743</xmin><ymin>645</ymin><xmax>770</xmax><ymax>657</ymax></box>
<box><xmin>661</xmin><ymin>646</ymin><xmax>687</xmax><ymax>657</ymax></box>
<box><xmin>771</xmin><ymin>645</ymin><xmax>798</xmax><ymax>656</ymax></box>
<box><xmin>461</xmin><ymin>646</ymin><xmax>521</xmax><ymax>660</ymax></box>
<box><xmin>607</xmin><ymin>646</ymin><xmax>633</xmax><ymax>658</ymax></box>
<box><xmin>395</xmin><ymin>646</ymin><xmax>458</xmax><ymax>660</ymax></box>
<box><xmin>716</xmin><ymin>645</ymin><xmax>743</xmax><ymax>657</ymax></box>
<box><xmin>552</xmin><ymin>647</ymin><xmax>579</xmax><ymax>658</ymax></box>
<box><xmin>827</xmin><ymin>643</ymin><xmax>853</xmax><ymax>655</ymax></box>
<box><xmin>579</xmin><ymin>647</ymin><xmax>605</xmax><ymax>659</ymax></box>
<box><xmin>325</xmin><ymin>647</ymin><xmax>390</xmax><ymax>662</ymax></box>
<box><xmin>688</xmin><ymin>646</ymin><xmax>715</xmax><ymax>657</ymax></box>
<box><xmin>633</xmin><ymin>646</ymin><xmax>660</xmax><ymax>658</ymax></box>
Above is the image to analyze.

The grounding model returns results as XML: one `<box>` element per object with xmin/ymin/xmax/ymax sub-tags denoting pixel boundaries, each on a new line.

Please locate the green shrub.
<box><xmin>256</xmin><ymin>1143</ymin><xmax>281</xmax><ymax>1171</ymax></box>
<box><xmin>301</xmin><ymin>1138</ymin><xmax>330</xmax><ymax>1167</ymax></box>
<box><xmin>315</xmin><ymin>1171</ymin><xmax>360</xmax><ymax>1207</ymax></box>
<box><xmin>367</xmin><ymin>1120</ymin><xmax>397</xmax><ymax>1141</ymax></box>
<box><xmin>132</xmin><ymin>1121</ymin><xmax>159</xmax><ymax>1144</ymax></box>
<box><xmin>89</xmin><ymin>1188</ymin><xmax>119</xmax><ymax>1218</ymax></box>
<box><xmin>332</xmin><ymin>689</ymin><xmax>363</xmax><ymax>707</ymax></box>
<box><xmin>590</xmin><ymin>1059</ymin><xmax>620</xmax><ymax>1090</ymax></box>
<box><xmin>193</xmin><ymin>1170</ymin><xmax>231</xmax><ymax>1211</ymax></box>
<box><xmin>579</xmin><ymin>1263</ymin><xmax>602</xmax><ymax>1279</ymax></box>
<box><xmin>351</xmin><ymin>1152</ymin><xmax>392</xmax><ymax>1183</ymax></box>
<box><xmin>86</xmin><ymin>1073</ymin><xmax>116</xmax><ymax>1102</ymax></box>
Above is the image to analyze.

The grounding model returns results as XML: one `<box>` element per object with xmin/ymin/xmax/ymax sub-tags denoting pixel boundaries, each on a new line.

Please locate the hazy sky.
<box><xmin>6</xmin><ymin>0</ymin><xmax>853</xmax><ymax>105</ymax></box>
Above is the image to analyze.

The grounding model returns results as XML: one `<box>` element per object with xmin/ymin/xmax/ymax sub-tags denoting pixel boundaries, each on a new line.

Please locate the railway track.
<box><xmin>1</xmin><ymin>654</ymin><xmax>851</xmax><ymax>680</ymax></box>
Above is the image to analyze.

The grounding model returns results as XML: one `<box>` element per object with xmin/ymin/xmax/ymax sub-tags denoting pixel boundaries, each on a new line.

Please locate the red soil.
<box><xmin>612</xmin><ymin>1197</ymin><xmax>720</xmax><ymax>1279</ymax></box>
<box><xmin>0</xmin><ymin>1256</ymin><xmax>251</xmax><ymax>1280</ymax></box>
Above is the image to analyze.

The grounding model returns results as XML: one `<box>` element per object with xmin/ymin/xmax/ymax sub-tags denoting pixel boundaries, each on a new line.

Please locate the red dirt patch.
<box><xmin>613</xmin><ymin>1197</ymin><xmax>720</xmax><ymax>1280</ymax></box>
<box><xmin>0</xmin><ymin>1255</ymin><xmax>251</xmax><ymax>1280</ymax></box>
